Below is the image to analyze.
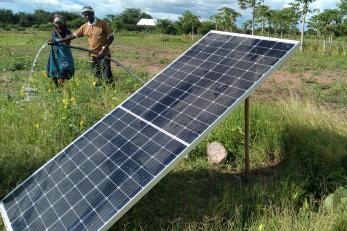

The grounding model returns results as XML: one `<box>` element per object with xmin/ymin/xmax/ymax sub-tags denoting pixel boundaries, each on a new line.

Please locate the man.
<box><xmin>54</xmin><ymin>6</ymin><xmax>115</xmax><ymax>84</ymax></box>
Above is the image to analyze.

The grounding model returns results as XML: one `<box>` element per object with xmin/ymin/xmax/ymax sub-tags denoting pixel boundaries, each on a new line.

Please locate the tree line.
<box><xmin>0</xmin><ymin>8</ymin><xmax>152</xmax><ymax>31</ymax></box>
<box><xmin>0</xmin><ymin>9</ymin><xmax>84</xmax><ymax>30</ymax></box>
<box><xmin>0</xmin><ymin>0</ymin><xmax>346</xmax><ymax>50</ymax></box>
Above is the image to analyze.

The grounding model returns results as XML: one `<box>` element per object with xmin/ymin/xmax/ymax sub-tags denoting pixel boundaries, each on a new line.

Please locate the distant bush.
<box><xmin>68</xmin><ymin>18</ymin><xmax>84</xmax><ymax>29</ymax></box>
<box><xmin>37</xmin><ymin>23</ymin><xmax>52</xmax><ymax>31</ymax></box>
<box><xmin>159</xmin><ymin>36</ymin><xmax>187</xmax><ymax>43</ymax></box>
<box><xmin>12</xmin><ymin>24</ymin><xmax>25</xmax><ymax>31</ymax></box>
<box><xmin>198</xmin><ymin>21</ymin><xmax>215</xmax><ymax>35</ymax></box>
<box><xmin>3</xmin><ymin>25</ymin><xmax>11</xmax><ymax>31</ymax></box>
<box><xmin>157</xmin><ymin>19</ymin><xmax>179</xmax><ymax>35</ymax></box>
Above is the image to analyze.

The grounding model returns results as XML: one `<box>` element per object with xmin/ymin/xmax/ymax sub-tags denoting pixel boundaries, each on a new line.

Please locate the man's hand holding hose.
<box><xmin>48</xmin><ymin>34</ymin><xmax>75</xmax><ymax>45</ymax></box>
<box><xmin>97</xmin><ymin>46</ymin><xmax>107</xmax><ymax>58</ymax></box>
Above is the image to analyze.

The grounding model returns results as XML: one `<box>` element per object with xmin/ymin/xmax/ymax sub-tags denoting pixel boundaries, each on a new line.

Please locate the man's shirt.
<box><xmin>74</xmin><ymin>18</ymin><xmax>113</xmax><ymax>56</ymax></box>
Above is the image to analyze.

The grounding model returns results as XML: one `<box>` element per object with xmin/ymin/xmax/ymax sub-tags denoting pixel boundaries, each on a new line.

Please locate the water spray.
<box><xmin>25</xmin><ymin>43</ymin><xmax>48</xmax><ymax>100</ymax></box>
<box><xmin>31</xmin><ymin>44</ymin><xmax>48</xmax><ymax>75</ymax></box>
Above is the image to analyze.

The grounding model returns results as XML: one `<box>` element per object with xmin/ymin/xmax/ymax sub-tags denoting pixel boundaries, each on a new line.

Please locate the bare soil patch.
<box><xmin>253</xmin><ymin>70</ymin><xmax>347</xmax><ymax>102</ymax></box>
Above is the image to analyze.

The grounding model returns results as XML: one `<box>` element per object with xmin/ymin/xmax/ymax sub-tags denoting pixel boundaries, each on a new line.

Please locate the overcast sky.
<box><xmin>0</xmin><ymin>0</ymin><xmax>341</xmax><ymax>22</ymax></box>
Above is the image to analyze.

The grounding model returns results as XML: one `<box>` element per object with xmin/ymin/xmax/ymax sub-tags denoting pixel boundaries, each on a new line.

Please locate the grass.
<box><xmin>308</xmin><ymin>82</ymin><xmax>347</xmax><ymax>107</ymax></box>
<box><xmin>283</xmin><ymin>51</ymin><xmax>347</xmax><ymax>73</ymax></box>
<box><xmin>0</xmin><ymin>30</ymin><xmax>347</xmax><ymax>230</ymax></box>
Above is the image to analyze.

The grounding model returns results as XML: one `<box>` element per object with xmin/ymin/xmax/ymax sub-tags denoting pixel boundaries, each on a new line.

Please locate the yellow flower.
<box><xmin>303</xmin><ymin>198</ymin><xmax>309</xmax><ymax>210</ymax></box>
<box><xmin>70</xmin><ymin>97</ymin><xmax>76</xmax><ymax>105</ymax></box>
<box><xmin>34</xmin><ymin>123</ymin><xmax>40</xmax><ymax>129</ymax></box>
<box><xmin>19</xmin><ymin>86</ymin><xmax>26</xmax><ymax>97</ymax></box>
<box><xmin>42</xmin><ymin>71</ymin><xmax>47</xmax><ymax>78</ymax></box>
<box><xmin>258</xmin><ymin>223</ymin><xmax>264</xmax><ymax>231</ymax></box>
<box><xmin>92</xmin><ymin>80</ymin><xmax>96</xmax><ymax>87</ymax></box>
<box><xmin>63</xmin><ymin>98</ymin><xmax>69</xmax><ymax>108</ymax></box>
<box><xmin>80</xmin><ymin>118</ymin><xmax>85</xmax><ymax>127</ymax></box>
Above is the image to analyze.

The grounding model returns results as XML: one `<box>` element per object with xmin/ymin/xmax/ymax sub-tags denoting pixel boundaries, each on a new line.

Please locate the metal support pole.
<box><xmin>244</xmin><ymin>97</ymin><xmax>250</xmax><ymax>180</ymax></box>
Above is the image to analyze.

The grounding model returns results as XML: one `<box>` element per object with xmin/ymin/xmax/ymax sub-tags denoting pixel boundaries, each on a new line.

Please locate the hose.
<box><xmin>50</xmin><ymin>43</ymin><xmax>145</xmax><ymax>84</ymax></box>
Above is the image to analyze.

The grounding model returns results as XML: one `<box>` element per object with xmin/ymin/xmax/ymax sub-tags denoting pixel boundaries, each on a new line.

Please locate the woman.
<box><xmin>46</xmin><ymin>15</ymin><xmax>74</xmax><ymax>85</ymax></box>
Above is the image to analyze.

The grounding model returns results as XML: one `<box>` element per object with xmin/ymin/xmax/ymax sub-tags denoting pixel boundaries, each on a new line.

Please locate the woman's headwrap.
<box><xmin>53</xmin><ymin>15</ymin><xmax>64</xmax><ymax>24</ymax></box>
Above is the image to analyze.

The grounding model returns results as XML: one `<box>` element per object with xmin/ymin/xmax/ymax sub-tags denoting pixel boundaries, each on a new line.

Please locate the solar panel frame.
<box><xmin>102</xmin><ymin>31</ymin><xmax>299</xmax><ymax>231</ymax></box>
<box><xmin>0</xmin><ymin>30</ymin><xmax>299</xmax><ymax>231</ymax></box>
<box><xmin>0</xmin><ymin>203</ymin><xmax>12</xmax><ymax>231</ymax></box>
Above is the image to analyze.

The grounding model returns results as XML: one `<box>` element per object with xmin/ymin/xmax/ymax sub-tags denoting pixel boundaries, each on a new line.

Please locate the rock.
<box><xmin>207</xmin><ymin>142</ymin><xmax>228</xmax><ymax>165</ymax></box>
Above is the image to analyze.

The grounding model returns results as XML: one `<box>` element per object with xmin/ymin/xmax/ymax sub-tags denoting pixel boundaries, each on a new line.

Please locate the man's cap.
<box><xmin>81</xmin><ymin>6</ymin><xmax>94</xmax><ymax>14</ymax></box>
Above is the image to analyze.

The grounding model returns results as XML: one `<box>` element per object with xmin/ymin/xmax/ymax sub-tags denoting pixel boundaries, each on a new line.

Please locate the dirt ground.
<box><xmin>255</xmin><ymin>70</ymin><xmax>347</xmax><ymax>101</ymax></box>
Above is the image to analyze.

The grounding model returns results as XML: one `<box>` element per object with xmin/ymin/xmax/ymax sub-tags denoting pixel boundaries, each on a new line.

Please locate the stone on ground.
<box><xmin>207</xmin><ymin>142</ymin><xmax>228</xmax><ymax>165</ymax></box>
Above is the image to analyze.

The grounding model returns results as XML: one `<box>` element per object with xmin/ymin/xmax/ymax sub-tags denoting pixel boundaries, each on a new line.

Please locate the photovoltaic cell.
<box><xmin>0</xmin><ymin>31</ymin><xmax>298</xmax><ymax>231</ymax></box>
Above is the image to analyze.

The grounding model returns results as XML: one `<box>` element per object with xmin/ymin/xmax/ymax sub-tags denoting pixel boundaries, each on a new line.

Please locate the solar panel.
<box><xmin>0</xmin><ymin>31</ymin><xmax>299</xmax><ymax>231</ymax></box>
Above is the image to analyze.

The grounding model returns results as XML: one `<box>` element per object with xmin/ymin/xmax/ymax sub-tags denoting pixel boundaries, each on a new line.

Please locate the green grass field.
<box><xmin>0</xmin><ymin>30</ymin><xmax>346</xmax><ymax>231</ymax></box>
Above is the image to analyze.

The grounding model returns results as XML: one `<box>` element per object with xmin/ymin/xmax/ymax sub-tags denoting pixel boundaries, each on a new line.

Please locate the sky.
<box><xmin>0</xmin><ymin>0</ymin><xmax>341</xmax><ymax>22</ymax></box>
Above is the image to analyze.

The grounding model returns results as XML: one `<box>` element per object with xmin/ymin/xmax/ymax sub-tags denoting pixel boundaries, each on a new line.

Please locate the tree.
<box><xmin>311</xmin><ymin>9</ymin><xmax>343</xmax><ymax>52</ymax></box>
<box><xmin>199</xmin><ymin>21</ymin><xmax>215</xmax><ymax>35</ymax></box>
<box><xmin>272</xmin><ymin>9</ymin><xmax>280</xmax><ymax>36</ymax></box>
<box><xmin>242</xmin><ymin>20</ymin><xmax>253</xmax><ymax>34</ymax></box>
<box><xmin>106</xmin><ymin>14</ymin><xmax>124</xmax><ymax>35</ymax></box>
<box><xmin>291</xmin><ymin>0</ymin><xmax>317</xmax><ymax>51</ymax></box>
<box><xmin>214</xmin><ymin>7</ymin><xmax>241</xmax><ymax>32</ymax></box>
<box><xmin>0</xmin><ymin>8</ymin><xmax>82</xmax><ymax>29</ymax></box>
<box><xmin>210</xmin><ymin>15</ymin><xmax>223</xmax><ymax>30</ymax></box>
<box><xmin>17</xmin><ymin>12</ymin><xmax>35</xmax><ymax>27</ymax></box>
<box><xmin>157</xmin><ymin>19</ymin><xmax>178</xmax><ymax>35</ymax></box>
<box><xmin>33</xmin><ymin>9</ymin><xmax>51</xmax><ymax>25</ymax></box>
<box><xmin>338</xmin><ymin>0</ymin><xmax>347</xmax><ymax>36</ymax></box>
<box><xmin>68</xmin><ymin>18</ymin><xmax>84</xmax><ymax>29</ymax></box>
<box><xmin>0</xmin><ymin>9</ymin><xmax>15</xmax><ymax>24</ymax></box>
<box><xmin>178</xmin><ymin>11</ymin><xmax>201</xmax><ymax>40</ymax></box>
<box><xmin>308</xmin><ymin>12</ymin><xmax>321</xmax><ymax>36</ymax></box>
<box><xmin>256</xmin><ymin>4</ymin><xmax>270</xmax><ymax>35</ymax></box>
<box><xmin>338</xmin><ymin>0</ymin><xmax>347</xmax><ymax>15</ymax></box>
<box><xmin>55</xmin><ymin>11</ymin><xmax>81</xmax><ymax>23</ymax></box>
<box><xmin>119</xmin><ymin>8</ymin><xmax>152</xmax><ymax>31</ymax></box>
<box><xmin>265</xmin><ymin>9</ymin><xmax>276</xmax><ymax>36</ymax></box>
<box><xmin>274</xmin><ymin>7</ymin><xmax>299</xmax><ymax>38</ymax></box>
<box><xmin>238</xmin><ymin>0</ymin><xmax>261</xmax><ymax>34</ymax></box>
